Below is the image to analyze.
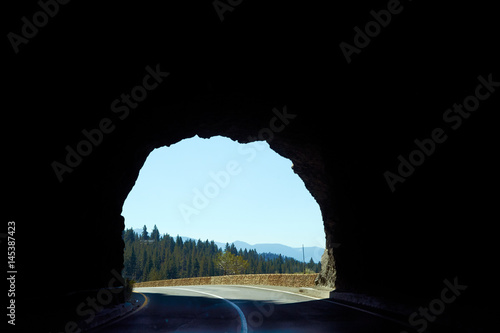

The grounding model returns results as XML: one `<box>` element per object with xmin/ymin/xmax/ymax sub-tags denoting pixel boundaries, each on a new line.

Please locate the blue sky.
<box><xmin>122</xmin><ymin>135</ymin><xmax>325</xmax><ymax>248</ymax></box>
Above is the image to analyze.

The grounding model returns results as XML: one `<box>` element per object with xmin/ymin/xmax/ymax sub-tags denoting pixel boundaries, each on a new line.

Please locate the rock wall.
<box><xmin>315</xmin><ymin>249</ymin><xmax>336</xmax><ymax>289</ymax></box>
<box><xmin>135</xmin><ymin>274</ymin><xmax>318</xmax><ymax>289</ymax></box>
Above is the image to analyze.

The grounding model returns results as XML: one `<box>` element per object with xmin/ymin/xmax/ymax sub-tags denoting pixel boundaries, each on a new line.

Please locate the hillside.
<box><xmin>123</xmin><ymin>228</ymin><xmax>322</xmax><ymax>282</ymax></box>
<box><xmin>133</xmin><ymin>229</ymin><xmax>324</xmax><ymax>263</ymax></box>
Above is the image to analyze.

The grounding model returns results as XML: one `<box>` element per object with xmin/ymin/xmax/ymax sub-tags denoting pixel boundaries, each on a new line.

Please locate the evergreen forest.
<box><xmin>123</xmin><ymin>226</ymin><xmax>321</xmax><ymax>282</ymax></box>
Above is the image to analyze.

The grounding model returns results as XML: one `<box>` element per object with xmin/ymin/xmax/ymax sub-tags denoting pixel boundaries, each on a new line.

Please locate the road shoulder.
<box><xmin>84</xmin><ymin>292</ymin><xmax>148</xmax><ymax>332</ymax></box>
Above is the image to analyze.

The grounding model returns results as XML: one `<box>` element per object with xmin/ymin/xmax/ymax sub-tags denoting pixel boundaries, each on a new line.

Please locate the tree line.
<box><xmin>122</xmin><ymin>225</ymin><xmax>321</xmax><ymax>282</ymax></box>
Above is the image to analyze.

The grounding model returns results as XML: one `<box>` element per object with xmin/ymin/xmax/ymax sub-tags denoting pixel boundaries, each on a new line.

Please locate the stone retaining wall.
<box><xmin>134</xmin><ymin>274</ymin><xmax>318</xmax><ymax>288</ymax></box>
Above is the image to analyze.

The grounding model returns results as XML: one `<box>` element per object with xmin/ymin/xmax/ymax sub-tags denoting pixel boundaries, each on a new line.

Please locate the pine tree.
<box><xmin>230</xmin><ymin>243</ymin><xmax>238</xmax><ymax>255</ymax></box>
<box><xmin>142</xmin><ymin>225</ymin><xmax>149</xmax><ymax>240</ymax></box>
<box><xmin>193</xmin><ymin>258</ymin><xmax>200</xmax><ymax>277</ymax></box>
<box><xmin>123</xmin><ymin>228</ymin><xmax>136</xmax><ymax>243</ymax></box>
<box><xmin>124</xmin><ymin>247</ymin><xmax>137</xmax><ymax>279</ymax></box>
<box><xmin>307</xmin><ymin>258</ymin><xmax>315</xmax><ymax>270</ymax></box>
<box><xmin>167</xmin><ymin>258</ymin><xmax>178</xmax><ymax>279</ymax></box>
<box><xmin>148</xmin><ymin>268</ymin><xmax>161</xmax><ymax>281</ymax></box>
<box><xmin>151</xmin><ymin>224</ymin><xmax>160</xmax><ymax>242</ymax></box>
<box><xmin>199</xmin><ymin>257</ymin><xmax>206</xmax><ymax>277</ymax></box>
<box><xmin>123</xmin><ymin>234</ymin><xmax>321</xmax><ymax>282</ymax></box>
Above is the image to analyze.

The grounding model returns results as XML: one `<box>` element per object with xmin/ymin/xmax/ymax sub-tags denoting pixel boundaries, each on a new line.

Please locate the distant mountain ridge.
<box><xmin>186</xmin><ymin>237</ymin><xmax>324</xmax><ymax>263</ymax></box>
<box><xmin>131</xmin><ymin>229</ymin><xmax>324</xmax><ymax>263</ymax></box>
<box><xmin>231</xmin><ymin>240</ymin><xmax>324</xmax><ymax>263</ymax></box>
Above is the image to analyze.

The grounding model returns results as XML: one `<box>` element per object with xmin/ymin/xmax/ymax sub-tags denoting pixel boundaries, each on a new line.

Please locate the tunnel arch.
<box><xmin>103</xmin><ymin>97</ymin><xmax>340</xmax><ymax>290</ymax></box>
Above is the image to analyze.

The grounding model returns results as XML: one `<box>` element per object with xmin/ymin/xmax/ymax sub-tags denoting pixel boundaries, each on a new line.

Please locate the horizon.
<box><xmin>127</xmin><ymin>227</ymin><xmax>325</xmax><ymax>249</ymax></box>
<box><xmin>126</xmin><ymin>228</ymin><xmax>325</xmax><ymax>263</ymax></box>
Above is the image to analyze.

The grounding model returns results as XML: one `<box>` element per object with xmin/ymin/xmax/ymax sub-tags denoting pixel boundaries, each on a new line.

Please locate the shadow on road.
<box><xmin>88</xmin><ymin>292</ymin><xmax>420</xmax><ymax>333</ymax></box>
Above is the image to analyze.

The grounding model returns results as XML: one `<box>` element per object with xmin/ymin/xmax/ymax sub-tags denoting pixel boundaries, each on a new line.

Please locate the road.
<box><xmin>90</xmin><ymin>285</ymin><xmax>413</xmax><ymax>332</ymax></box>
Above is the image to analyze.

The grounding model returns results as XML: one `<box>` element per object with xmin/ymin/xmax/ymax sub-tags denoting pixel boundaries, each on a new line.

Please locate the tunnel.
<box><xmin>5</xmin><ymin>1</ymin><xmax>498</xmax><ymax>332</ymax></box>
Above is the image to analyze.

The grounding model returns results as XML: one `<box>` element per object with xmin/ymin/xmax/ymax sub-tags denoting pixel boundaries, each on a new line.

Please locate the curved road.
<box><xmin>90</xmin><ymin>285</ymin><xmax>413</xmax><ymax>332</ymax></box>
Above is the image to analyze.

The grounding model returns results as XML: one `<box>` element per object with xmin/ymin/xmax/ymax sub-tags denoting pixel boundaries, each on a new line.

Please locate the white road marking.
<box><xmin>232</xmin><ymin>285</ymin><xmax>412</xmax><ymax>329</ymax></box>
<box><xmin>167</xmin><ymin>287</ymin><xmax>248</xmax><ymax>333</ymax></box>
<box><xmin>140</xmin><ymin>285</ymin><xmax>412</xmax><ymax>330</ymax></box>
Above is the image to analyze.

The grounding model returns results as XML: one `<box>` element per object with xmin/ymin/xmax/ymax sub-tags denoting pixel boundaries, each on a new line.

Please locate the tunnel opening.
<box><xmin>120</xmin><ymin>135</ymin><xmax>330</xmax><ymax>284</ymax></box>
<box><xmin>29</xmin><ymin>101</ymin><xmax>346</xmax><ymax>333</ymax></box>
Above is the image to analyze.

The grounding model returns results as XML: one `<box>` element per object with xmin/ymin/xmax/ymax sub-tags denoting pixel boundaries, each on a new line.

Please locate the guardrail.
<box><xmin>134</xmin><ymin>273</ymin><xmax>318</xmax><ymax>288</ymax></box>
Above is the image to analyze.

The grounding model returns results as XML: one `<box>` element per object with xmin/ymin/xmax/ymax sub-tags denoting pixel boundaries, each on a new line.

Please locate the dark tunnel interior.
<box><xmin>4</xmin><ymin>1</ymin><xmax>499</xmax><ymax>331</ymax></box>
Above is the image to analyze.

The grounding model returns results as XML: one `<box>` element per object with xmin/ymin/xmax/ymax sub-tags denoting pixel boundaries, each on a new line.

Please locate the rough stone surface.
<box><xmin>315</xmin><ymin>249</ymin><xmax>336</xmax><ymax>289</ymax></box>
<box><xmin>135</xmin><ymin>274</ymin><xmax>318</xmax><ymax>288</ymax></box>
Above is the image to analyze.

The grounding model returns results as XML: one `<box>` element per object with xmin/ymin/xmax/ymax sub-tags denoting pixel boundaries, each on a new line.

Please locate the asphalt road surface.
<box><xmin>90</xmin><ymin>285</ymin><xmax>413</xmax><ymax>333</ymax></box>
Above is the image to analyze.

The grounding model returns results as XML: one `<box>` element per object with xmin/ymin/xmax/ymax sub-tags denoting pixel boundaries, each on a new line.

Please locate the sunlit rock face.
<box><xmin>315</xmin><ymin>249</ymin><xmax>336</xmax><ymax>289</ymax></box>
<box><xmin>5</xmin><ymin>1</ymin><xmax>497</xmax><ymax>331</ymax></box>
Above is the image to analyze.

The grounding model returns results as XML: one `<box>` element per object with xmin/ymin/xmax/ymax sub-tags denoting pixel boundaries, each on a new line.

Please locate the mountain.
<box><xmin>232</xmin><ymin>241</ymin><xmax>324</xmax><ymax>263</ymax></box>
<box><xmin>182</xmin><ymin>237</ymin><xmax>324</xmax><ymax>263</ymax></box>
